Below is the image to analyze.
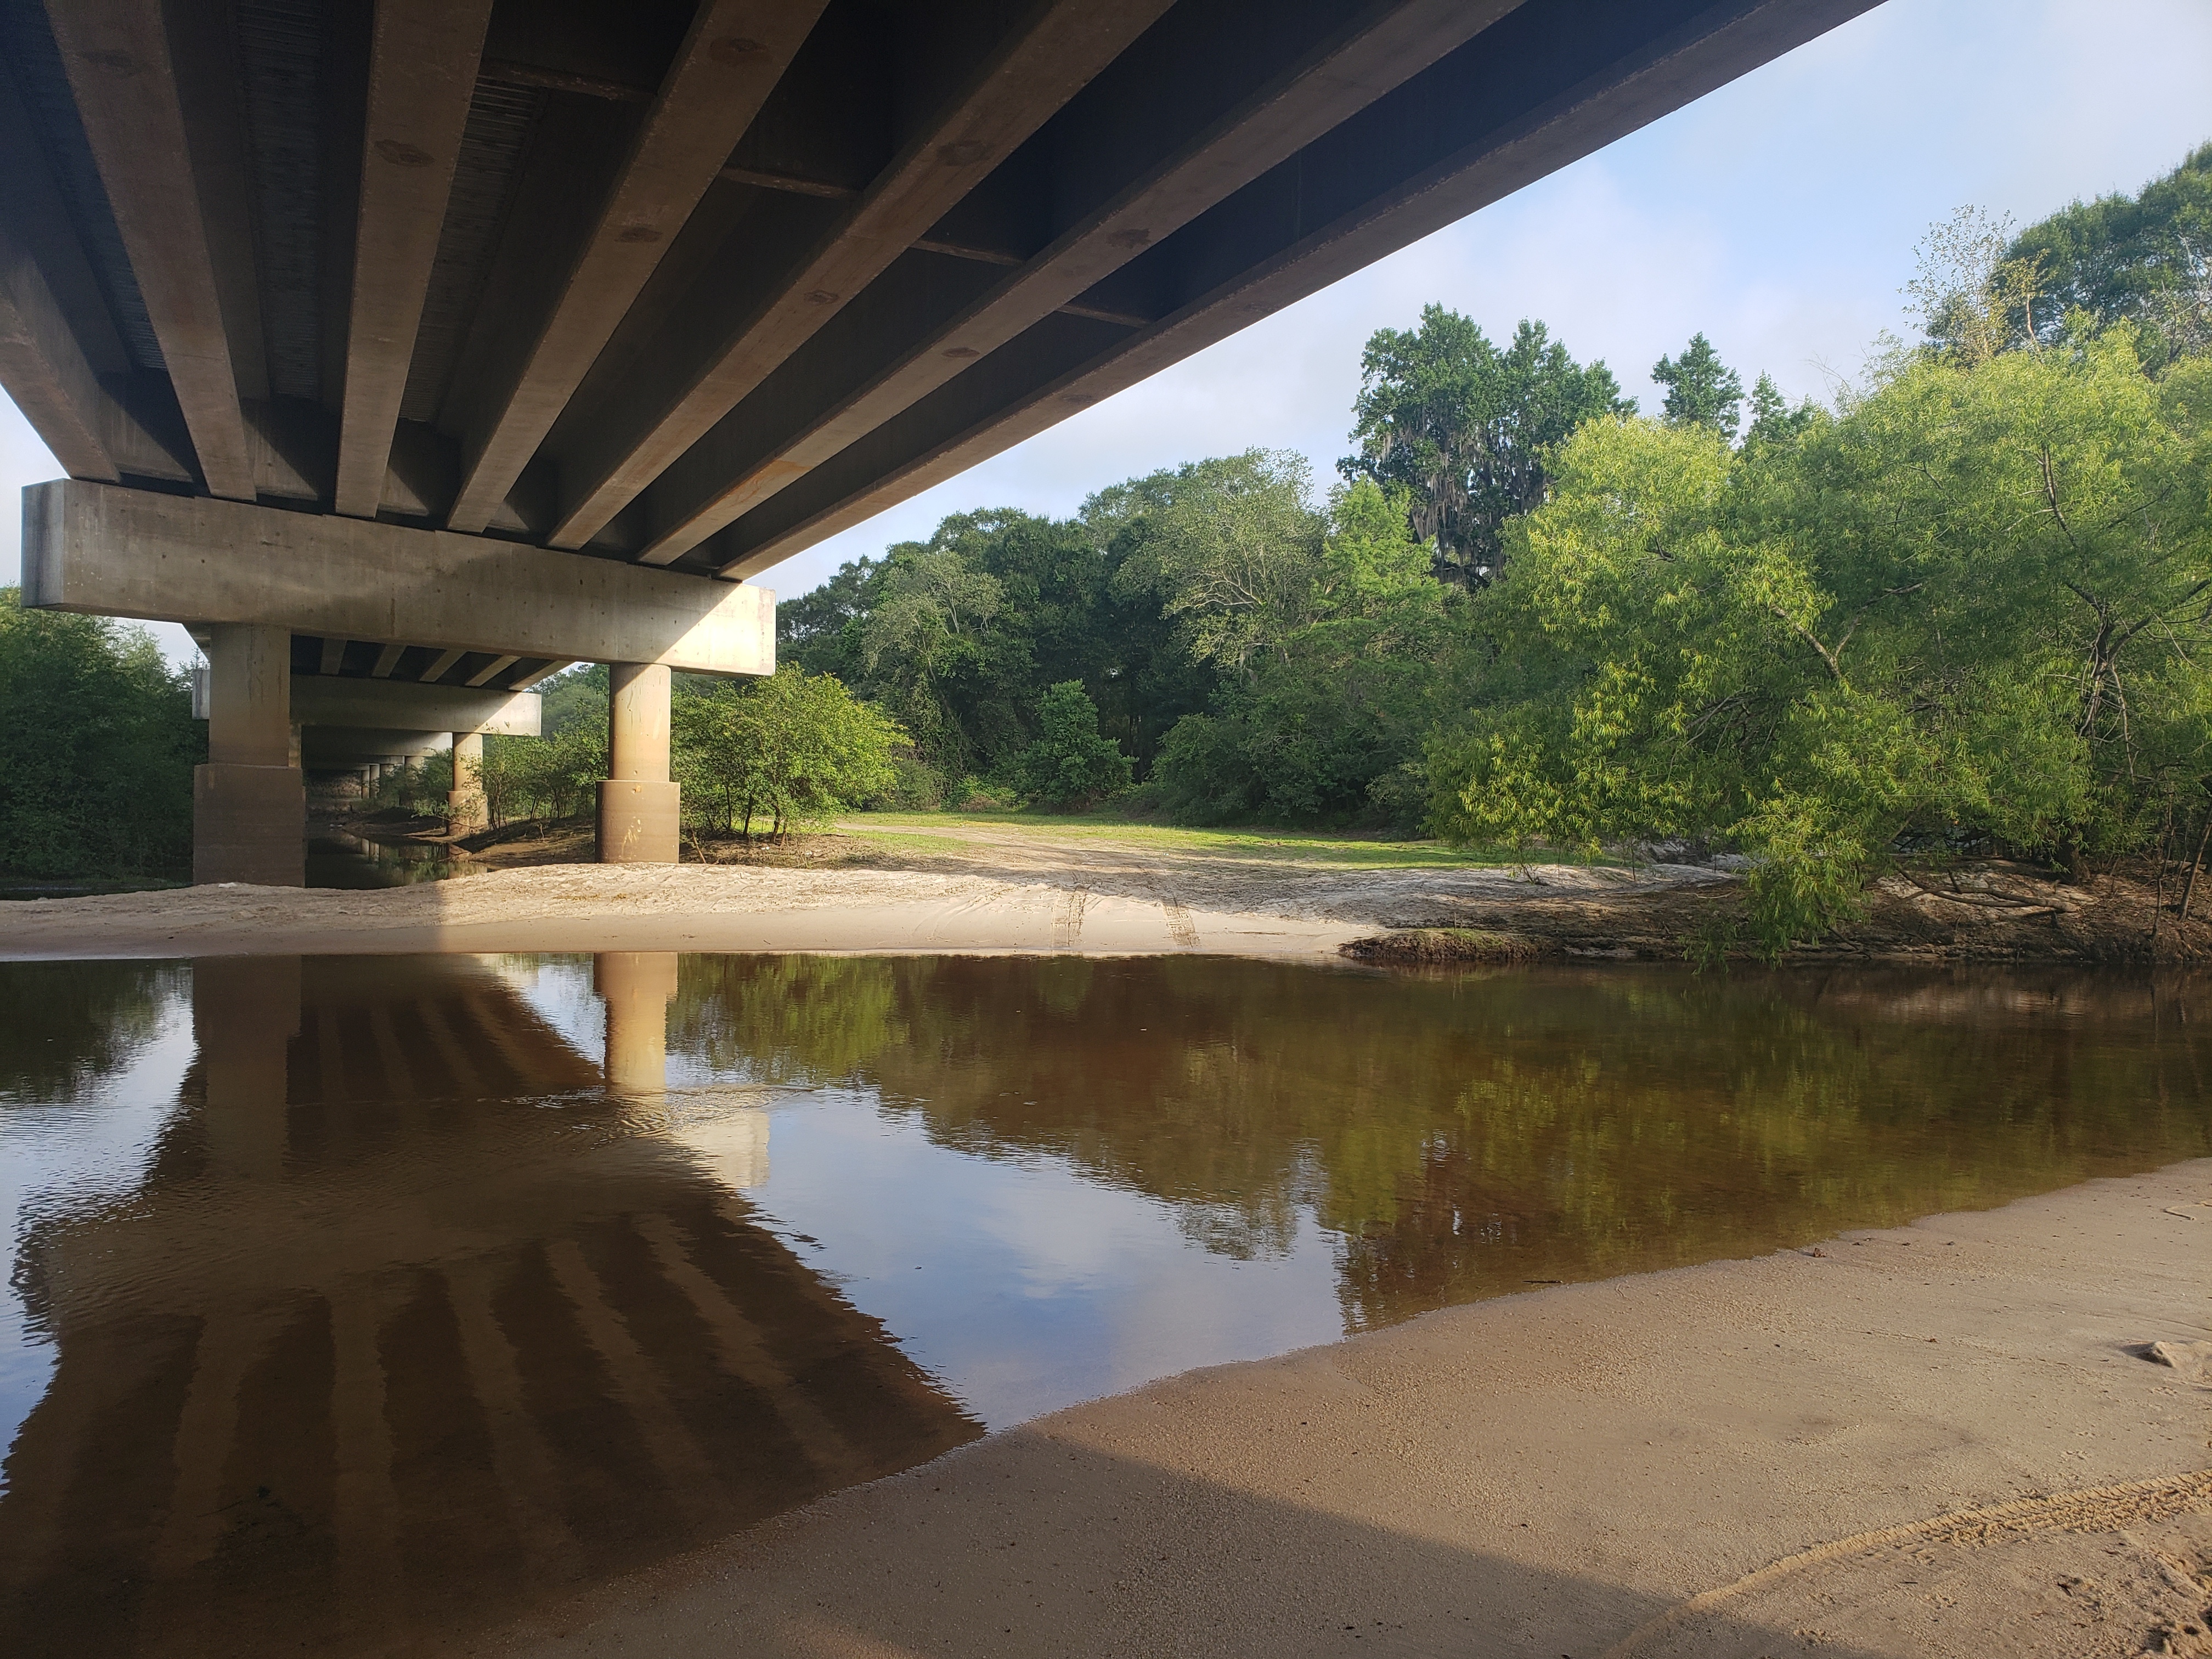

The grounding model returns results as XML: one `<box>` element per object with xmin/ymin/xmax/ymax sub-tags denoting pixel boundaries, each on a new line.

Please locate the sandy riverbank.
<box><xmin>0</xmin><ymin>851</ymin><xmax>1712</xmax><ymax>960</ymax></box>
<box><xmin>482</xmin><ymin>1162</ymin><xmax>2212</xmax><ymax>1659</ymax></box>
<box><xmin>18</xmin><ymin>809</ymin><xmax>2203</xmax><ymax>962</ymax></box>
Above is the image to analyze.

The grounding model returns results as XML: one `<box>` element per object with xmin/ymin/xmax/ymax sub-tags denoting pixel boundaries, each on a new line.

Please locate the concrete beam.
<box><xmin>334</xmin><ymin>0</ymin><xmax>496</xmax><ymax>518</ymax></box>
<box><xmin>47</xmin><ymin>0</ymin><xmax>256</xmax><ymax>500</ymax></box>
<box><xmin>0</xmin><ymin>43</ymin><xmax>201</xmax><ymax>492</ymax></box>
<box><xmin>543</xmin><ymin>0</ymin><xmax>1176</xmax><ymax>551</ymax></box>
<box><xmin>300</xmin><ymin>727</ymin><xmax>449</xmax><ymax>767</ymax></box>
<box><xmin>290</xmin><ymin>678</ymin><xmax>540</xmax><ymax>736</ymax></box>
<box><xmin>708</xmin><ymin>0</ymin><xmax>1881</xmax><ymax>577</ymax></box>
<box><xmin>636</xmin><ymin>0</ymin><xmax>1513</xmax><ymax>565</ymax></box>
<box><xmin>24</xmin><ymin>479</ymin><xmax>775</xmax><ymax>676</ymax></box>
<box><xmin>443</xmin><ymin>0</ymin><xmax>826</xmax><ymax>533</ymax></box>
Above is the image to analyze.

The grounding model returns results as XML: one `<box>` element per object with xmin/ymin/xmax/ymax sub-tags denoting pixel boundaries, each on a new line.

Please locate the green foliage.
<box><xmin>1341</xmin><ymin>306</ymin><xmax>1631</xmax><ymax>586</ymax></box>
<box><xmin>1651</xmin><ymin>332</ymin><xmax>1745</xmax><ymax>437</ymax></box>
<box><xmin>2006</xmin><ymin>141</ymin><xmax>2212</xmax><ymax>363</ymax></box>
<box><xmin>0</xmin><ymin>591</ymin><xmax>200</xmax><ymax>877</ymax></box>
<box><xmin>673</xmin><ymin>667</ymin><xmax>905</xmax><ymax>837</ymax></box>
<box><xmin>1149</xmin><ymin>477</ymin><xmax>1454</xmax><ymax>826</ymax></box>
<box><xmin>1109</xmin><ymin>449</ymin><xmax>1328</xmax><ymax>674</ymax></box>
<box><xmin>1013</xmin><ymin>681</ymin><xmax>1132</xmax><ymax>808</ymax></box>
<box><xmin>1429</xmin><ymin>327</ymin><xmax>2212</xmax><ymax>954</ymax></box>
<box><xmin>366</xmin><ymin>749</ymin><xmax>454</xmax><ymax>815</ymax></box>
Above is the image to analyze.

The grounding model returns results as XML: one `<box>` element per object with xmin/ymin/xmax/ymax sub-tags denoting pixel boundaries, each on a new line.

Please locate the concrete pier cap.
<box><xmin>29</xmin><ymin>483</ymin><xmax>774</xmax><ymax>881</ymax></box>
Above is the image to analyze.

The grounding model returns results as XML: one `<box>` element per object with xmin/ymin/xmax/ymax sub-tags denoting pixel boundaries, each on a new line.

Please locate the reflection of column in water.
<box><xmin>194</xmin><ymin>956</ymin><xmax>301</xmax><ymax>1180</ymax></box>
<box><xmin>668</xmin><ymin>1099</ymin><xmax>771</xmax><ymax>1191</ymax></box>
<box><xmin>595</xmin><ymin>951</ymin><xmax>677</xmax><ymax>1096</ymax></box>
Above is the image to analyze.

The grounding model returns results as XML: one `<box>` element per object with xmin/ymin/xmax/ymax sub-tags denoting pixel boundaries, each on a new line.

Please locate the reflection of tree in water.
<box><xmin>663</xmin><ymin>957</ymin><xmax>2212</xmax><ymax>1329</ymax></box>
<box><xmin>0</xmin><ymin>960</ymin><xmax>182</xmax><ymax>1102</ymax></box>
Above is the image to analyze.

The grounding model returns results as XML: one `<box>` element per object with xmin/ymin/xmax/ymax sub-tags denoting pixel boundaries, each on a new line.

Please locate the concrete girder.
<box><xmin>0</xmin><ymin>0</ymin><xmax>1875</xmax><ymax>596</ymax></box>
<box><xmin>634</xmin><ymin>0</ymin><xmax>1517</xmax><ymax>566</ymax></box>
<box><xmin>24</xmin><ymin>479</ymin><xmax>775</xmax><ymax>676</ymax></box>
<box><xmin>289</xmin><ymin>678</ymin><xmax>541</xmax><ymax>736</ymax></box>
<box><xmin>442</xmin><ymin>0</ymin><xmax>828</xmax><ymax>534</ymax></box>
<box><xmin>540</xmin><ymin>0</ymin><xmax>1177</xmax><ymax>552</ymax></box>
<box><xmin>332</xmin><ymin>0</ymin><xmax>496</xmax><ymax>518</ymax></box>
<box><xmin>704</xmin><ymin>0</ymin><xmax>1883</xmax><ymax>579</ymax></box>
<box><xmin>297</xmin><ymin>727</ymin><xmax>448</xmax><ymax>768</ymax></box>
<box><xmin>45</xmin><ymin>0</ymin><xmax>257</xmax><ymax>500</ymax></box>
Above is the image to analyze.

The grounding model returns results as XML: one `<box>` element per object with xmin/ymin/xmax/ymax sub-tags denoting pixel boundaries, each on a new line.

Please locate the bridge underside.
<box><xmin>0</xmin><ymin>0</ymin><xmax>1875</xmax><ymax>880</ymax></box>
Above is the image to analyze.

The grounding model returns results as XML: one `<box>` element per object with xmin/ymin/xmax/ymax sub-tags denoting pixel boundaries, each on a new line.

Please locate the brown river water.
<box><xmin>1</xmin><ymin>953</ymin><xmax>2207</xmax><ymax>1656</ymax></box>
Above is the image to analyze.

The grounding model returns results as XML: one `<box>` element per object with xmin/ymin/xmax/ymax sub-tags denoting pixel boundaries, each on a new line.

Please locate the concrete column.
<box><xmin>194</xmin><ymin>623</ymin><xmax>305</xmax><ymax>885</ymax></box>
<box><xmin>596</xmin><ymin>952</ymin><xmax>677</xmax><ymax>1096</ymax></box>
<box><xmin>596</xmin><ymin>661</ymin><xmax>679</xmax><ymax>864</ymax></box>
<box><xmin>448</xmin><ymin>731</ymin><xmax>486</xmax><ymax>831</ymax></box>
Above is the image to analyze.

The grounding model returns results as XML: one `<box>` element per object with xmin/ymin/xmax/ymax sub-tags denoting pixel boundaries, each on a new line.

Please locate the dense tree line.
<box><xmin>765</xmin><ymin>141</ymin><xmax>2212</xmax><ymax>949</ymax></box>
<box><xmin>0</xmin><ymin>593</ymin><xmax>199</xmax><ymax>879</ymax></box>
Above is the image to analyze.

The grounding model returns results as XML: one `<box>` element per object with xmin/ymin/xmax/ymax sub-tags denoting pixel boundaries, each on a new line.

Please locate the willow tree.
<box><xmin>1429</xmin><ymin>327</ymin><xmax>2212</xmax><ymax>953</ymax></box>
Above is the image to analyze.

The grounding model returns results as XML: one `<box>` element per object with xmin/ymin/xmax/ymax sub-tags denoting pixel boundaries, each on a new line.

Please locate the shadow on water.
<box><xmin>0</xmin><ymin>953</ymin><xmax>2206</xmax><ymax>1656</ymax></box>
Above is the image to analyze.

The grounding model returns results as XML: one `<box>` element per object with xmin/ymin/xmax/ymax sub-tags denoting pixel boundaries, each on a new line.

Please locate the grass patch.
<box><xmin>837</xmin><ymin>828</ymin><xmax>981</xmax><ymax>860</ymax></box>
<box><xmin>840</xmin><ymin>809</ymin><xmax>1626</xmax><ymax>870</ymax></box>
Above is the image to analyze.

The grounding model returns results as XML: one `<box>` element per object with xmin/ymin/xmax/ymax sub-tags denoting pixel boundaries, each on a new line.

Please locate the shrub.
<box><xmin>1011</xmin><ymin>681</ymin><xmax>1132</xmax><ymax>809</ymax></box>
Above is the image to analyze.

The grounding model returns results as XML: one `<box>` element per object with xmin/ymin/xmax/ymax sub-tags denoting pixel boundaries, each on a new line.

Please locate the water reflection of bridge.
<box><xmin>0</xmin><ymin>954</ymin><xmax>979</xmax><ymax>1659</ymax></box>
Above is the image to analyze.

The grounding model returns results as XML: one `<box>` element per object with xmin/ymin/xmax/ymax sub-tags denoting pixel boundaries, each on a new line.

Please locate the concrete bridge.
<box><xmin>1</xmin><ymin>0</ymin><xmax>1874</xmax><ymax>882</ymax></box>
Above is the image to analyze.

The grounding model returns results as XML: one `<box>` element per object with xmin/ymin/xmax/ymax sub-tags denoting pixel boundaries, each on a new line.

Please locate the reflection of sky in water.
<box><xmin>506</xmin><ymin>953</ymin><xmax>1344</xmax><ymax>1427</ymax></box>
<box><xmin>0</xmin><ymin>979</ymin><xmax>195</xmax><ymax>1479</ymax></box>
<box><xmin>736</xmin><ymin>1091</ymin><xmax>1342</xmax><ymax>1427</ymax></box>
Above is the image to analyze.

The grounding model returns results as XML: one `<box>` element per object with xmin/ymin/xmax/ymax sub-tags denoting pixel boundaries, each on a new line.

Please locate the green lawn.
<box><xmin>837</xmin><ymin>810</ymin><xmax>1624</xmax><ymax>870</ymax></box>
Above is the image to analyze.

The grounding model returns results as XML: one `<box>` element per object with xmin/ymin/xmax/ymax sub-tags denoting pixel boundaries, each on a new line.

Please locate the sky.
<box><xmin>3</xmin><ymin>0</ymin><xmax>2208</xmax><ymax>663</ymax></box>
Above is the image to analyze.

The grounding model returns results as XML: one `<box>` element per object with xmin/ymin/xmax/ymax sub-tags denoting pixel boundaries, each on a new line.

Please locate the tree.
<box><xmin>1904</xmin><ymin>205</ymin><xmax>2049</xmax><ymax>365</ymax></box>
<box><xmin>1651</xmin><ymin>332</ymin><xmax>1745</xmax><ymax>436</ymax></box>
<box><xmin>778</xmin><ymin>555</ymin><xmax>882</xmax><ymax>679</ymax></box>
<box><xmin>1743</xmin><ymin>372</ymin><xmax>1822</xmax><ymax>449</ymax></box>
<box><xmin>1148</xmin><ymin>479</ymin><xmax>1457</xmax><ymax>826</ymax></box>
<box><xmin>1343</xmin><ymin>307</ymin><xmax>1631</xmax><ymax>586</ymax></box>
<box><xmin>2006</xmin><ymin>142</ymin><xmax>2212</xmax><ymax>363</ymax></box>
<box><xmin>1109</xmin><ymin>449</ymin><xmax>1327</xmax><ymax>675</ymax></box>
<box><xmin>1428</xmin><ymin>327</ymin><xmax>2212</xmax><ymax>955</ymax></box>
<box><xmin>673</xmin><ymin>668</ymin><xmax>905</xmax><ymax>837</ymax></box>
<box><xmin>1013</xmin><ymin>681</ymin><xmax>1132</xmax><ymax>808</ymax></box>
<box><xmin>0</xmin><ymin>592</ymin><xmax>200</xmax><ymax>877</ymax></box>
<box><xmin>854</xmin><ymin>537</ymin><xmax>1006</xmax><ymax>778</ymax></box>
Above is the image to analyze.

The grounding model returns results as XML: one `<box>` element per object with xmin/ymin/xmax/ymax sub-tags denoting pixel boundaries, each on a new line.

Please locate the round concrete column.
<box><xmin>596</xmin><ymin>662</ymin><xmax>679</xmax><ymax>864</ymax></box>
<box><xmin>194</xmin><ymin>623</ymin><xmax>305</xmax><ymax>886</ymax></box>
<box><xmin>448</xmin><ymin>731</ymin><xmax>486</xmax><ymax>831</ymax></box>
<box><xmin>596</xmin><ymin>951</ymin><xmax>677</xmax><ymax>1095</ymax></box>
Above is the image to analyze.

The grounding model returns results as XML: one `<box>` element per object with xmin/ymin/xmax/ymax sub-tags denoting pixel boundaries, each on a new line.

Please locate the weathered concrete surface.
<box><xmin>194</xmin><ymin>622</ymin><xmax>302</xmax><ymax>885</ymax></box>
<box><xmin>22</xmin><ymin>479</ymin><xmax>775</xmax><ymax>674</ymax></box>
<box><xmin>289</xmin><ymin>676</ymin><xmax>540</xmax><ymax>735</ymax></box>
<box><xmin>191</xmin><ymin>763</ymin><xmax>304</xmax><ymax>887</ymax></box>
<box><xmin>597</xmin><ymin>661</ymin><xmax>678</xmax><ymax>864</ymax></box>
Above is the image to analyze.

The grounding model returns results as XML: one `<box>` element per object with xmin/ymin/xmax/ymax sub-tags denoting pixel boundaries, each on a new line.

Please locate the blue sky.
<box><xmin>3</xmin><ymin>0</ymin><xmax>2208</xmax><ymax>659</ymax></box>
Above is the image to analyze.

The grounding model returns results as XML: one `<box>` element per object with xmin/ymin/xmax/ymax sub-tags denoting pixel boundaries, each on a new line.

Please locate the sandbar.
<box><xmin>486</xmin><ymin>1161</ymin><xmax>2212</xmax><ymax>1659</ymax></box>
